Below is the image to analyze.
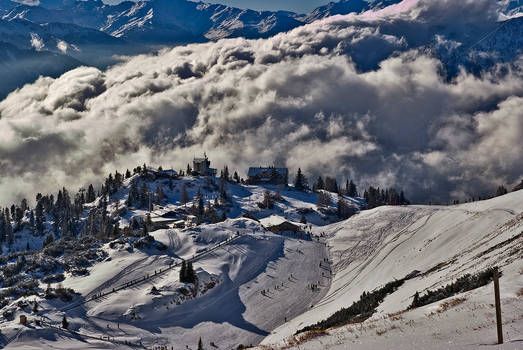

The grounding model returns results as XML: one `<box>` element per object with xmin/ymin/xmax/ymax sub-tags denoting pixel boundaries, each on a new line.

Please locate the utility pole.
<box><xmin>493</xmin><ymin>267</ymin><xmax>503</xmax><ymax>344</ymax></box>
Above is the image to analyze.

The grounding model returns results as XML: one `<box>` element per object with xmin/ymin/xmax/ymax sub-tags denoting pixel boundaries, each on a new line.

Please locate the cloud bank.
<box><xmin>0</xmin><ymin>0</ymin><xmax>522</xmax><ymax>205</ymax></box>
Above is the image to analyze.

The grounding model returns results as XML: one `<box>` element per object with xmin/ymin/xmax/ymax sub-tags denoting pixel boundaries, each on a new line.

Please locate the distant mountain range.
<box><xmin>0</xmin><ymin>0</ymin><xmax>521</xmax><ymax>98</ymax></box>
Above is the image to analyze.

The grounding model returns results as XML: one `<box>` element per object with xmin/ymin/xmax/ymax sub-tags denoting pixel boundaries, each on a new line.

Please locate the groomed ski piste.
<box><xmin>260</xmin><ymin>190</ymin><xmax>523</xmax><ymax>350</ymax></box>
<box><xmin>1</xmin><ymin>173</ymin><xmax>522</xmax><ymax>350</ymax></box>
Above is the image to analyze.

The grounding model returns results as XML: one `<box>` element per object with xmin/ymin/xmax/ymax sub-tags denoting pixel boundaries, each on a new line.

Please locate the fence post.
<box><xmin>493</xmin><ymin>267</ymin><xmax>503</xmax><ymax>344</ymax></box>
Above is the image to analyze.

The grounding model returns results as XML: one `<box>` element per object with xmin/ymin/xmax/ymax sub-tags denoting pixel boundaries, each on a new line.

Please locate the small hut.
<box><xmin>19</xmin><ymin>315</ymin><xmax>27</xmax><ymax>324</ymax></box>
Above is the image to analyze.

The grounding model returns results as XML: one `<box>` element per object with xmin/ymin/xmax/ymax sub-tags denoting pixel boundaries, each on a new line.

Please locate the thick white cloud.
<box><xmin>0</xmin><ymin>0</ymin><xmax>522</xmax><ymax>205</ymax></box>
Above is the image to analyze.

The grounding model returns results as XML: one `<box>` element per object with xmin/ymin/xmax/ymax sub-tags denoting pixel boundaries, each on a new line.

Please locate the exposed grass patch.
<box><xmin>438</xmin><ymin>297</ymin><xmax>467</xmax><ymax>313</ymax></box>
<box><xmin>517</xmin><ymin>288</ymin><xmax>523</xmax><ymax>297</ymax></box>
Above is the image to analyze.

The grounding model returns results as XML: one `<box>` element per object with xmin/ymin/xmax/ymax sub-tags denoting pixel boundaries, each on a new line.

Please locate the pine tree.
<box><xmin>187</xmin><ymin>164</ymin><xmax>192</xmax><ymax>175</ymax></box>
<box><xmin>222</xmin><ymin>166</ymin><xmax>229</xmax><ymax>181</ymax></box>
<box><xmin>495</xmin><ymin>185</ymin><xmax>508</xmax><ymax>197</ymax></box>
<box><xmin>125</xmin><ymin>169</ymin><xmax>131</xmax><ymax>178</ymax></box>
<box><xmin>180</xmin><ymin>260</ymin><xmax>187</xmax><ymax>282</ymax></box>
<box><xmin>219</xmin><ymin>177</ymin><xmax>228</xmax><ymax>202</ymax></box>
<box><xmin>87</xmin><ymin>184</ymin><xmax>96</xmax><ymax>203</ymax></box>
<box><xmin>187</xmin><ymin>262</ymin><xmax>197</xmax><ymax>284</ymax></box>
<box><xmin>294</xmin><ymin>168</ymin><xmax>307</xmax><ymax>191</ymax></box>
<box><xmin>0</xmin><ymin>213</ymin><xmax>5</xmax><ymax>245</ymax></box>
<box><xmin>5</xmin><ymin>218</ymin><xmax>13</xmax><ymax>246</ymax></box>
<box><xmin>113</xmin><ymin>221</ymin><xmax>120</xmax><ymax>237</ymax></box>
<box><xmin>233</xmin><ymin>171</ymin><xmax>240</xmax><ymax>183</ymax></box>
<box><xmin>313</xmin><ymin>176</ymin><xmax>324</xmax><ymax>192</ymax></box>
<box><xmin>62</xmin><ymin>315</ymin><xmax>69</xmax><ymax>329</ymax></box>
<box><xmin>29</xmin><ymin>209</ymin><xmax>35</xmax><ymax>233</ymax></box>
<box><xmin>128</xmin><ymin>181</ymin><xmax>139</xmax><ymax>207</ymax></box>
<box><xmin>198</xmin><ymin>337</ymin><xmax>204</xmax><ymax>350</ymax></box>
<box><xmin>348</xmin><ymin>180</ymin><xmax>357</xmax><ymax>197</ymax></box>
<box><xmin>35</xmin><ymin>201</ymin><xmax>45</xmax><ymax>236</ymax></box>
<box><xmin>263</xmin><ymin>190</ymin><xmax>274</xmax><ymax>209</ymax></box>
<box><xmin>155</xmin><ymin>185</ymin><xmax>164</xmax><ymax>204</ymax></box>
<box><xmin>20</xmin><ymin>198</ymin><xmax>28</xmax><ymax>212</ymax></box>
<box><xmin>327</xmin><ymin>177</ymin><xmax>339</xmax><ymax>193</ymax></box>
<box><xmin>181</xmin><ymin>183</ymin><xmax>189</xmax><ymax>206</ymax></box>
<box><xmin>139</xmin><ymin>182</ymin><xmax>149</xmax><ymax>209</ymax></box>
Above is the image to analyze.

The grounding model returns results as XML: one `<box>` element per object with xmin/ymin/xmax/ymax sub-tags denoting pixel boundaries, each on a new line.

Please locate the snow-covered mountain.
<box><xmin>3</xmin><ymin>0</ymin><xmax>304</xmax><ymax>43</ymax></box>
<box><xmin>1</xmin><ymin>0</ymin><xmax>521</xmax><ymax>99</ymax></box>
<box><xmin>0</xmin><ymin>167</ymin><xmax>521</xmax><ymax>349</ymax></box>
<box><xmin>301</xmin><ymin>0</ymin><xmax>402</xmax><ymax>22</ymax></box>
<box><xmin>0</xmin><ymin>41</ymin><xmax>82</xmax><ymax>98</ymax></box>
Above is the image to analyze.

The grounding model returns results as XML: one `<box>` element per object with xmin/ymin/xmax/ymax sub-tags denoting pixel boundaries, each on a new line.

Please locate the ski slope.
<box><xmin>2</xmin><ymin>217</ymin><xmax>331</xmax><ymax>349</ymax></box>
<box><xmin>261</xmin><ymin>190</ymin><xmax>523</xmax><ymax>349</ymax></box>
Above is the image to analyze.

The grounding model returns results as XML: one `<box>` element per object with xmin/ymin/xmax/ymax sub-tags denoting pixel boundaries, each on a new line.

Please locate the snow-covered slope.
<box><xmin>0</xmin><ymin>173</ymin><xmax>363</xmax><ymax>349</ymax></box>
<box><xmin>0</xmin><ymin>169</ymin><xmax>521</xmax><ymax>349</ymax></box>
<box><xmin>261</xmin><ymin>190</ymin><xmax>523</xmax><ymax>349</ymax></box>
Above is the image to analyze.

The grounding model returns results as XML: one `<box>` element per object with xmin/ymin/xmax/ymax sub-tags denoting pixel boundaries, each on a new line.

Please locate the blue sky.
<box><xmin>102</xmin><ymin>0</ymin><xmax>333</xmax><ymax>13</ymax></box>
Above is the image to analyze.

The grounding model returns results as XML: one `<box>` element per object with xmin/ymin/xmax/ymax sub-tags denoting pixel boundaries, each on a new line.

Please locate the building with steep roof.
<box><xmin>247</xmin><ymin>166</ymin><xmax>288</xmax><ymax>185</ymax></box>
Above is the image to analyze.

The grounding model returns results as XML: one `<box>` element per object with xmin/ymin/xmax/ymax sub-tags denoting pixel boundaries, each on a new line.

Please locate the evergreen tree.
<box><xmin>180</xmin><ymin>260</ymin><xmax>187</xmax><ymax>282</ymax></box>
<box><xmin>35</xmin><ymin>201</ymin><xmax>45</xmax><ymax>236</ymax></box>
<box><xmin>125</xmin><ymin>169</ymin><xmax>131</xmax><ymax>178</ymax></box>
<box><xmin>139</xmin><ymin>182</ymin><xmax>149</xmax><ymax>209</ymax></box>
<box><xmin>20</xmin><ymin>198</ymin><xmax>28</xmax><ymax>212</ymax></box>
<box><xmin>181</xmin><ymin>183</ymin><xmax>189</xmax><ymax>206</ymax></box>
<box><xmin>86</xmin><ymin>184</ymin><xmax>96</xmax><ymax>203</ymax></box>
<box><xmin>127</xmin><ymin>181</ymin><xmax>139</xmax><ymax>207</ymax></box>
<box><xmin>198</xmin><ymin>337</ymin><xmax>204</xmax><ymax>350</ymax></box>
<box><xmin>5</xmin><ymin>217</ymin><xmax>13</xmax><ymax>246</ymax></box>
<box><xmin>233</xmin><ymin>171</ymin><xmax>240</xmax><ymax>183</ymax></box>
<box><xmin>325</xmin><ymin>177</ymin><xmax>338</xmax><ymax>193</ymax></box>
<box><xmin>0</xmin><ymin>213</ymin><xmax>5</xmax><ymax>244</ymax></box>
<box><xmin>348</xmin><ymin>180</ymin><xmax>358</xmax><ymax>197</ymax></box>
<box><xmin>294</xmin><ymin>168</ymin><xmax>307</xmax><ymax>191</ymax></box>
<box><xmin>113</xmin><ymin>221</ymin><xmax>120</xmax><ymax>237</ymax></box>
<box><xmin>313</xmin><ymin>176</ymin><xmax>324</xmax><ymax>192</ymax></box>
<box><xmin>187</xmin><ymin>164</ymin><xmax>192</xmax><ymax>175</ymax></box>
<box><xmin>495</xmin><ymin>185</ymin><xmax>508</xmax><ymax>197</ymax></box>
<box><xmin>263</xmin><ymin>190</ymin><xmax>274</xmax><ymax>209</ymax></box>
<box><xmin>198</xmin><ymin>192</ymin><xmax>205</xmax><ymax>217</ymax></box>
<box><xmin>62</xmin><ymin>315</ymin><xmax>69</xmax><ymax>329</ymax></box>
<box><xmin>222</xmin><ymin>166</ymin><xmax>230</xmax><ymax>181</ymax></box>
<box><xmin>317</xmin><ymin>191</ymin><xmax>332</xmax><ymax>207</ymax></box>
<box><xmin>155</xmin><ymin>185</ymin><xmax>165</xmax><ymax>204</ymax></box>
<box><xmin>186</xmin><ymin>262</ymin><xmax>197</xmax><ymax>284</ymax></box>
<box><xmin>219</xmin><ymin>177</ymin><xmax>228</xmax><ymax>202</ymax></box>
